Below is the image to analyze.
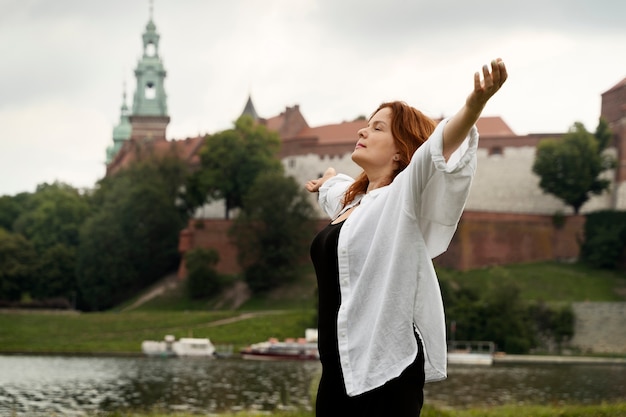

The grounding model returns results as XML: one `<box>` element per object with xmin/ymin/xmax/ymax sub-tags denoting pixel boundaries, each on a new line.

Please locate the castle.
<box><xmin>106</xmin><ymin>11</ymin><xmax>626</xmax><ymax>273</ymax></box>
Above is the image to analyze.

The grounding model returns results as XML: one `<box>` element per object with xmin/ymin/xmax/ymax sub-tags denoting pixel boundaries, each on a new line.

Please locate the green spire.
<box><xmin>106</xmin><ymin>86</ymin><xmax>133</xmax><ymax>163</ymax></box>
<box><xmin>131</xmin><ymin>2</ymin><xmax>168</xmax><ymax>117</ymax></box>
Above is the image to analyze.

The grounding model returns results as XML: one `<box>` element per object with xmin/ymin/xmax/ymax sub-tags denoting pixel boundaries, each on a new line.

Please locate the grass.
<box><xmin>0</xmin><ymin>261</ymin><xmax>624</xmax><ymax>355</ymax></box>
<box><xmin>0</xmin><ymin>309</ymin><xmax>315</xmax><ymax>354</ymax></box>
<box><xmin>437</xmin><ymin>261</ymin><xmax>626</xmax><ymax>302</ymax></box>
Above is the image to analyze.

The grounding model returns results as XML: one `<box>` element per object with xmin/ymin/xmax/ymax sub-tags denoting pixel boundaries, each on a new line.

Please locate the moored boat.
<box><xmin>447</xmin><ymin>340</ymin><xmax>495</xmax><ymax>365</ymax></box>
<box><xmin>141</xmin><ymin>335</ymin><xmax>216</xmax><ymax>357</ymax></box>
<box><xmin>241</xmin><ymin>329</ymin><xmax>319</xmax><ymax>361</ymax></box>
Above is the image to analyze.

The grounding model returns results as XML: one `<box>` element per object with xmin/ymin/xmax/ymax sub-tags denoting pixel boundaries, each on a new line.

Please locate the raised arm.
<box><xmin>442</xmin><ymin>58</ymin><xmax>508</xmax><ymax>160</ymax></box>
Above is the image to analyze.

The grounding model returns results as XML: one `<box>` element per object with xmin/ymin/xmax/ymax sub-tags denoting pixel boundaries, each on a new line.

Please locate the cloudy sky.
<box><xmin>1</xmin><ymin>0</ymin><xmax>625</xmax><ymax>196</ymax></box>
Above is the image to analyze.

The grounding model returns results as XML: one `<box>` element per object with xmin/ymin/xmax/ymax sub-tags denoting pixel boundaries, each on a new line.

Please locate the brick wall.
<box><xmin>177</xmin><ymin>219</ymin><xmax>240</xmax><ymax>277</ymax></box>
<box><xmin>435</xmin><ymin>211</ymin><xmax>585</xmax><ymax>270</ymax></box>
<box><xmin>178</xmin><ymin>211</ymin><xmax>585</xmax><ymax>277</ymax></box>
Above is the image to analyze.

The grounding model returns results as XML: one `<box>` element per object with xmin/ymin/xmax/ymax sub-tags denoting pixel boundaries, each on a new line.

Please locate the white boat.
<box><xmin>241</xmin><ymin>329</ymin><xmax>319</xmax><ymax>361</ymax></box>
<box><xmin>141</xmin><ymin>335</ymin><xmax>216</xmax><ymax>357</ymax></box>
<box><xmin>447</xmin><ymin>341</ymin><xmax>495</xmax><ymax>366</ymax></box>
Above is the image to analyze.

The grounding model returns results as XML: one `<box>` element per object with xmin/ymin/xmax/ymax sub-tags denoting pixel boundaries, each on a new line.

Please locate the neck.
<box><xmin>366</xmin><ymin>173</ymin><xmax>392</xmax><ymax>193</ymax></box>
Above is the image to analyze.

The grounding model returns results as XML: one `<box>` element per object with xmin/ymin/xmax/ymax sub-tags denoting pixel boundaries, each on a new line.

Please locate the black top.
<box><xmin>310</xmin><ymin>220</ymin><xmax>344</xmax><ymax>367</ymax></box>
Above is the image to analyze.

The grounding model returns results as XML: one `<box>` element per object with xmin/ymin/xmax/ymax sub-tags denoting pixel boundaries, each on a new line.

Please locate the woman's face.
<box><xmin>352</xmin><ymin>107</ymin><xmax>398</xmax><ymax>173</ymax></box>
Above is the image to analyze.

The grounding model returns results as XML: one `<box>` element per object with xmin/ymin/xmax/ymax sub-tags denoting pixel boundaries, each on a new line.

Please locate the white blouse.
<box><xmin>317</xmin><ymin>118</ymin><xmax>478</xmax><ymax>396</ymax></box>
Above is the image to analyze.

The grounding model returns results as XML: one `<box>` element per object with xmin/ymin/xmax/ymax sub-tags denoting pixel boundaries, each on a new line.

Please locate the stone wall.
<box><xmin>283</xmin><ymin>146</ymin><xmax>618</xmax><ymax>218</ymax></box>
<box><xmin>570</xmin><ymin>302</ymin><xmax>626</xmax><ymax>354</ymax></box>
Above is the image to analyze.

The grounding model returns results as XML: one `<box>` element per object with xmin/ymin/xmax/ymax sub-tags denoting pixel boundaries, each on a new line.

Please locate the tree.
<box><xmin>532</xmin><ymin>119</ymin><xmax>615</xmax><ymax>214</ymax></box>
<box><xmin>13</xmin><ymin>182</ymin><xmax>90</xmax><ymax>250</ymax></box>
<box><xmin>76</xmin><ymin>157</ymin><xmax>190</xmax><ymax>311</ymax></box>
<box><xmin>189</xmin><ymin>115</ymin><xmax>283</xmax><ymax>219</ymax></box>
<box><xmin>7</xmin><ymin>183</ymin><xmax>90</xmax><ymax>303</ymax></box>
<box><xmin>33</xmin><ymin>243</ymin><xmax>78</xmax><ymax>301</ymax></box>
<box><xmin>0</xmin><ymin>192</ymin><xmax>31</xmax><ymax>232</ymax></box>
<box><xmin>185</xmin><ymin>248</ymin><xmax>222</xmax><ymax>299</ymax></box>
<box><xmin>0</xmin><ymin>228</ymin><xmax>37</xmax><ymax>301</ymax></box>
<box><xmin>230</xmin><ymin>172</ymin><xmax>316</xmax><ymax>293</ymax></box>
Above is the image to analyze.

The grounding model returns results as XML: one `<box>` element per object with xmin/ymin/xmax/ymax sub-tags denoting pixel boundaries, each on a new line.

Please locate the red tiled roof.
<box><xmin>286</xmin><ymin>115</ymin><xmax>514</xmax><ymax>146</ymax></box>
<box><xmin>295</xmin><ymin>120</ymin><xmax>366</xmax><ymax>144</ymax></box>
<box><xmin>109</xmin><ymin>106</ymin><xmax>517</xmax><ymax>177</ymax></box>
<box><xmin>603</xmin><ymin>77</ymin><xmax>626</xmax><ymax>95</ymax></box>
<box><xmin>264</xmin><ymin>115</ymin><xmax>284</xmax><ymax>132</ymax></box>
<box><xmin>475</xmin><ymin>116</ymin><xmax>516</xmax><ymax>137</ymax></box>
<box><xmin>107</xmin><ymin>136</ymin><xmax>205</xmax><ymax>175</ymax></box>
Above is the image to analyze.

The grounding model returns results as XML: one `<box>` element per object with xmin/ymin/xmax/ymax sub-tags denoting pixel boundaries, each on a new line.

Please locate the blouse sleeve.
<box><xmin>318</xmin><ymin>174</ymin><xmax>355</xmax><ymax>220</ymax></box>
<box><xmin>400</xmin><ymin>118</ymin><xmax>479</xmax><ymax>258</ymax></box>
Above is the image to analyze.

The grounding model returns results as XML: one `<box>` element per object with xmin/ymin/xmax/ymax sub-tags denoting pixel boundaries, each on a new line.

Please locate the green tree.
<box><xmin>33</xmin><ymin>243</ymin><xmax>78</xmax><ymax>301</ymax></box>
<box><xmin>580</xmin><ymin>210</ymin><xmax>626</xmax><ymax>269</ymax></box>
<box><xmin>0</xmin><ymin>229</ymin><xmax>37</xmax><ymax>301</ymax></box>
<box><xmin>188</xmin><ymin>115</ymin><xmax>283</xmax><ymax>219</ymax></box>
<box><xmin>76</xmin><ymin>157</ymin><xmax>190</xmax><ymax>311</ymax></box>
<box><xmin>231</xmin><ymin>172</ymin><xmax>316</xmax><ymax>293</ymax></box>
<box><xmin>13</xmin><ymin>182</ymin><xmax>90</xmax><ymax>250</ymax></box>
<box><xmin>7</xmin><ymin>183</ymin><xmax>90</xmax><ymax>303</ymax></box>
<box><xmin>0</xmin><ymin>192</ymin><xmax>31</xmax><ymax>232</ymax></box>
<box><xmin>532</xmin><ymin>119</ymin><xmax>615</xmax><ymax>214</ymax></box>
<box><xmin>185</xmin><ymin>248</ymin><xmax>222</xmax><ymax>299</ymax></box>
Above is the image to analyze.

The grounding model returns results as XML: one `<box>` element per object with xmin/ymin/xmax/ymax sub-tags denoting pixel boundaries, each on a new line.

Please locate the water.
<box><xmin>0</xmin><ymin>355</ymin><xmax>624</xmax><ymax>416</ymax></box>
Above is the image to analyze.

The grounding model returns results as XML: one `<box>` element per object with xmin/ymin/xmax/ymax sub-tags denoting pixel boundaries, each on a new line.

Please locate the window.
<box><xmin>145</xmin><ymin>82</ymin><xmax>156</xmax><ymax>99</ymax></box>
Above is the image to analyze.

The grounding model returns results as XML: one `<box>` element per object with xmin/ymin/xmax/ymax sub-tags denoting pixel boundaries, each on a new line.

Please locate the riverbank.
<box><xmin>2</xmin><ymin>350</ymin><xmax>626</xmax><ymax>366</ymax></box>
<box><xmin>2</xmin><ymin>308</ymin><xmax>626</xmax><ymax>365</ymax></box>
<box><xmin>494</xmin><ymin>353</ymin><xmax>626</xmax><ymax>365</ymax></box>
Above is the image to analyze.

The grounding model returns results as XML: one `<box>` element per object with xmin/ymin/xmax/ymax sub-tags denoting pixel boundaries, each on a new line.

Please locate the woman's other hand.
<box><xmin>305</xmin><ymin>167</ymin><xmax>337</xmax><ymax>193</ymax></box>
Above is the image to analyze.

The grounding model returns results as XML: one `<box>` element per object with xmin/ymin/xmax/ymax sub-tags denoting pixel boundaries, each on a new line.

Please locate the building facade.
<box><xmin>105</xmin><ymin>11</ymin><xmax>626</xmax><ymax>273</ymax></box>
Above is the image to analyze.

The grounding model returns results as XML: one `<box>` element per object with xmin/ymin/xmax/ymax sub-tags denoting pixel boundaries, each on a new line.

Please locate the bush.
<box><xmin>185</xmin><ymin>248</ymin><xmax>222</xmax><ymax>299</ymax></box>
<box><xmin>580</xmin><ymin>210</ymin><xmax>626</xmax><ymax>269</ymax></box>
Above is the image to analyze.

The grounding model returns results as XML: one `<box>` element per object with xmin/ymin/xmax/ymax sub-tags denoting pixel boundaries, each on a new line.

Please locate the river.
<box><xmin>0</xmin><ymin>355</ymin><xmax>624</xmax><ymax>416</ymax></box>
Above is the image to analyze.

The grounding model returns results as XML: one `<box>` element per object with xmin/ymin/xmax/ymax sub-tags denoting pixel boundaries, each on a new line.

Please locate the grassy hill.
<box><xmin>436</xmin><ymin>261</ymin><xmax>626</xmax><ymax>302</ymax></box>
<box><xmin>0</xmin><ymin>261</ymin><xmax>624</xmax><ymax>355</ymax></box>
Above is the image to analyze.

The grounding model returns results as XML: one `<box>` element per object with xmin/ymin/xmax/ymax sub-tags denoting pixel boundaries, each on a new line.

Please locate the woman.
<box><xmin>306</xmin><ymin>58</ymin><xmax>507</xmax><ymax>416</ymax></box>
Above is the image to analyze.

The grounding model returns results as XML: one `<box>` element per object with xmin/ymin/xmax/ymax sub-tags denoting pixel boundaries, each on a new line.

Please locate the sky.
<box><xmin>1</xmin><ymin>0</ymin><xmax>626</xmax><ymax>196</ymax></box>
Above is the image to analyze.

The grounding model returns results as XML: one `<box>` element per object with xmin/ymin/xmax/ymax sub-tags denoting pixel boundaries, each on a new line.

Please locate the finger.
<box><xmin>482</xmin><ymin>64</ymin><xmax>493</xmax><ymax>88</ymax></box>
<box><xmin>497</xmin><ymin>60</ymin><xmax>508</xmax><ymax>86</ymax></box>
<box><xmin>490</xmin><ymin>59</ymin><xmax>501</xmax><ymax>86</ymax></box>
<box><xmin>473</xmin><ymin>71</ymin><xmax>481</xmax><ymax>92</ymax></box>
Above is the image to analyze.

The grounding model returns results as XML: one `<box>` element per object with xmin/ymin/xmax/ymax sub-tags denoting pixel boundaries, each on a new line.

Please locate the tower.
<box><xmin>240</xmin><ymin>94</ymin><xmax>259</xmax><ymax>120</ymax></box>
<box><xmin>106</xmin><ymin>87</ymin><xmax>132</xmax><ymax>164</ymax></box>
<box><xmin>600</xmin><ymin>77</ymin><xmax>626</xmax><ymax>209</ymax></box>
<box><xmin>129</xmin><ymin>2</ymin><xmax>170</xmax><ymax>142</ymax></box>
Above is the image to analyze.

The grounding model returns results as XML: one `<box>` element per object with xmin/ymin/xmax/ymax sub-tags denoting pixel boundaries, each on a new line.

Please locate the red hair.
<box><xmin>343</xmin><ymin>101</ymin><xmax>436</xmax><ymax>206</ymax></box>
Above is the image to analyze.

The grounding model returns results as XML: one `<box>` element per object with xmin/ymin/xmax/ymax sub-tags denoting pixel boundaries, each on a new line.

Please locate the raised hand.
<box><xmin>466</xmin><ymin>58</ymin><xmax>508</xmax><ymax>111</ymax></box>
